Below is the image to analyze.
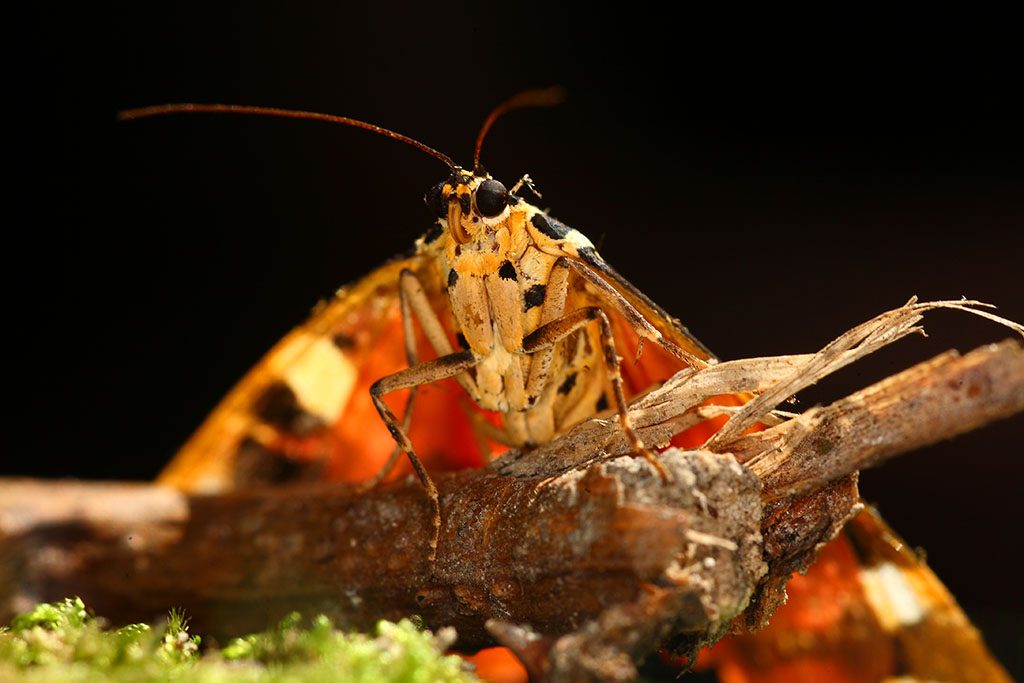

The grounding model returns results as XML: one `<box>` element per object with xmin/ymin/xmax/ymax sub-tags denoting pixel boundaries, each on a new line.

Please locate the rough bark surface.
<box><xmin>2</xmin><ymin>338</ymin><xmax>1022</xmax><ymax>681</ymax></box>
<box><xmin>2</xmin><ymin>451</ymin><xmax>765</xmax><ymax>670</ymax></box>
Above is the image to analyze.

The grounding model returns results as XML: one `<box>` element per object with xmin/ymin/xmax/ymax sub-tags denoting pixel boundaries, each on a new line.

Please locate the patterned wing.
<box><xmin>703</xmin><ymin>507</ymin><xmax>1012</xmax><ymax>683</ymax></box>
<box><xmin>158</xmin><ymin>254</ymin><xmax>484</xmax><ymax>493</ymax></box>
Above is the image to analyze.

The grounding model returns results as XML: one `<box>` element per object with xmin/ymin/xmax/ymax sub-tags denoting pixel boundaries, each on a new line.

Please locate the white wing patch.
<box><xmin>281</xmin><ymin>333</ymin><xmax>357</xmax><ymax>423</ymax></box>
<box><xmin>858</xmin><ymin>562</ymin><xmax>927</xmax><ymax>631</ymax></box>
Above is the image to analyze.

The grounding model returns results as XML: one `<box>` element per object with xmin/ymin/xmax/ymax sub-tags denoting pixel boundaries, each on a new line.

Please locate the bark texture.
<box><xmin>2</xmin><ymin>337</ymin><xmax>1021</xmax><ymax>681</ymax></box>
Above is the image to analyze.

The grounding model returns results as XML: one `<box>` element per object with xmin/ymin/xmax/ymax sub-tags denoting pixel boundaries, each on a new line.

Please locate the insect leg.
<box><xmin>523</xmin><ymin>307</ymin><xmax>673</xmax><ymax>483</ymax></box>
<box><xmin>364</xmin><ymin>268</ymin><xmax>483</xmax><ymax>491</ymax></box>
<box><xmin>523</xmin><ymin>257</ymin><xmax>570</xmax><ymax>403</ymax></box>
<box><xmin>398</xmin><ymin>269</ymin><xmax>478</xmax><ymax>395</ymax></box>
<box><xmin>370</xmin><ymin>349</ymin><xmax>479</xmax><ymax>556</ymax></box>
<box><xmin>361</xmin><ymin>270</ymin><xmax>480</xmax><ymax>491</ymax></box>
<box><xmin>356</xmin><ymin>272</ymin><xmax>425</xmax><ymax>489</ymax></box>
<box><xmin>568</xmin><ymin>260</ymin><xmax>707</xmax><ymax>370</ymax></box>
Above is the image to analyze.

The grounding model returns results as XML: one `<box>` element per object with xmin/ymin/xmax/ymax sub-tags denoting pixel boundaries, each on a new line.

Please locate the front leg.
<box><xmin>361</xmin><ymin>269</ymin><xmax>480</xmax><ymax>491</ymax></box>
<box><xmin>370</xmin><ymin>349</ymin><xmax>478</xmax><ymax>558</ymax></box>
<box><xmin>523</xmin><ymin>307</ymin><xmax>673</xmax><ymax>483</ymax></box>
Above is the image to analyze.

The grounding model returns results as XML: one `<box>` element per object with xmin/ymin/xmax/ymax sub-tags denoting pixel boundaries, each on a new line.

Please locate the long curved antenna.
<box><xmin>473</xmin><ymin>87</ymin><xmax>566</xmax><ymax>174</ymax></box>
<box><xmin>118</xmin><ymin>103</ymin><xmax>457</xmax><ymax>170</ymax></box>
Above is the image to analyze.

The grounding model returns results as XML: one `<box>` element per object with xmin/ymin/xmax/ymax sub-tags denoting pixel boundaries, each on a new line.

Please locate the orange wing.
<box><xmin>159</xmin><ymin>254</ymin><xmax>484</xmax><ymax>493</ymax></box>
<box><xmin>702</xmin><ymin>507</ymin><xmax>1012</xmax><ymax>683</ymax></box>
<box><xmin>160</xmin><ymin>242</ymin><xmax>732</xmax><ymax>495</ymax></box>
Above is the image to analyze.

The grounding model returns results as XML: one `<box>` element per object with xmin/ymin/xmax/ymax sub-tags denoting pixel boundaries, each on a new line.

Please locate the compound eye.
<box><xmin>424</xmin><ymin>180</ymin><xmax>447</xmax><ymax>219</ymax></box>
<box><xmin>474</xmin><ymin>179</ymin><xmax>509</xmax><ymax>218</ymax></box>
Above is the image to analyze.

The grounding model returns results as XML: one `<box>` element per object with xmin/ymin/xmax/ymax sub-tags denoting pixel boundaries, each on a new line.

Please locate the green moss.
<box><xmin>0</xmin><ymin>599</ymin><xmax>478</xmax><ymax>682</ymax></box>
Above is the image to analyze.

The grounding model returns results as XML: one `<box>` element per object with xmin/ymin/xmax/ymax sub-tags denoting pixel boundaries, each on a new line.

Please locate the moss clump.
<box><xmin>0</xmin><ymin>598</ymin><xmax>478</xmax><ymax>682</ymax></box>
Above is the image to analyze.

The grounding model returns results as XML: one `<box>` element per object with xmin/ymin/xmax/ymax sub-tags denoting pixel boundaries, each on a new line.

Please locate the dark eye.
<box><xmin>474</xmin><ymin>179</ymin><xmax>509</xmax><ymax>218</ymax></box>
<box><xmin>424</xmin><ymin>181</ymin><xmax>447</xmax><ymax>219</ymax></box>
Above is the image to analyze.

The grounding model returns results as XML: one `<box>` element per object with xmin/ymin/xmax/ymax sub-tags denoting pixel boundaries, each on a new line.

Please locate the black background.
<box><xmin>10</xmin><ymin>5</ymin><xmax>1023</xmax><ymax>675</ymax></box>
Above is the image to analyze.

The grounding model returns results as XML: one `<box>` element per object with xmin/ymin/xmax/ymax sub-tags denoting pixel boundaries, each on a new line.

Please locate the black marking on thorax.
<box><xmin>524</xmin><ymin>284</ymin><xmax>546</xmax><ymax>310</ymax></box>
<box><xmin>498</xmin><ymin>260</ymin><xmax>518</xmax><ymax>280</ymax></box>
<box><xmin>531</xmin><ymin>213</ymin><xmax>571</xmax><ymax>239</ymax></box>
<box><xmin>447</xmin><ymin>268</ymin><xmax>459</xmax><ymax>288</ymax></box>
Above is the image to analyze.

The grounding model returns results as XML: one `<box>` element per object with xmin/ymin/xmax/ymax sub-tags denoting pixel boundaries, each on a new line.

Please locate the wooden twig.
<box><xmin>2</xmin><ymin>327</ymin><xmax>1022</xmax><ymax>680</ymax></box>
<box><xmin>733</xmin><ymin>342</ymin><xmax>1024</xmax><ymax>501</ymax></box>
<box><xmin>1</xmin><ymin>450</ymin><xmax>767</xmax><ymax>654</ymax></box>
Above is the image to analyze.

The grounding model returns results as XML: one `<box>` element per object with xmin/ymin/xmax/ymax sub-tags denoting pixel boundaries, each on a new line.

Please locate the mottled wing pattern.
<box><xmin>158</xmin><ymin>254</ymin><xmax>484</xmax><ymax>493</ymax></box>
<box><xmin>704</xmin><ymin>507</ymin><xmax>1012</xmax><ymax>683</ymax></box>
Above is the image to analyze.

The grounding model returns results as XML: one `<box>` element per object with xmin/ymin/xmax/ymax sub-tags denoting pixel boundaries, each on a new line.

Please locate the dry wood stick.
<box><xmin>3</xmin><ymin>339</ymin><xmax>1021</xmax><ymax>681</ymax></box>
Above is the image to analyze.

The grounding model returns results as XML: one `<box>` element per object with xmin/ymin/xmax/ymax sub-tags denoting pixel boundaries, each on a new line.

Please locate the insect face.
<box><xmin>424</xmin><ymin>172</ymin><xmax>513</xmax><ymax>244</ymax></box>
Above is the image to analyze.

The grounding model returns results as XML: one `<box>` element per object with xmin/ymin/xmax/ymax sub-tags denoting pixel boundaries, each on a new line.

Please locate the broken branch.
<box><xmin>2</xmin><ymin>298</ymin><xmax>1022</xmax><ymax>681</ymax></box>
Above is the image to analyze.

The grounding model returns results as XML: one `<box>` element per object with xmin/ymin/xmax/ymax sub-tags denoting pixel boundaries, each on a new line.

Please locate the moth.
<box><xmin>124</xmin><ymin>90</ymin><xmax>722</xmax><ymax>501</ymax></box>
<box><xmin>122</xmin><ymin>92</ymin><xmax>1012</xmax><ymax>682</ymax></box>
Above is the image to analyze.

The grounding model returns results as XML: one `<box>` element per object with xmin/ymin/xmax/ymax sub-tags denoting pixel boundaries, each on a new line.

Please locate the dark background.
<box><xmin>10</xmin><ymin>5</ymin><xmax>1022</xmax><ymax>675</ymax></box>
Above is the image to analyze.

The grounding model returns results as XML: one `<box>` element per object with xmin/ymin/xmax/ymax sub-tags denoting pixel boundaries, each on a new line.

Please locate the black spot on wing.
<box><xmin>447</xmin><ymin>268</ymin><xmax>459</xmax><ymax>288</ymax></box>
<box><xmin>331</xmin><ymin>333</ymin><xmax>356</xmax><ymax>350</ymax></box>
<box><xmin>524</xmin><ymin>284</ymin><xmax>546</xmax><ymax>311</ymax></box>
<box><xmin>498</xmin><ymin>260</ymin><xmax>518</xmax><ymax>281</ymax></box>
<box><xmin>233</xmin><ymin>437</ymin><xmax>323</xmax><ymax>486</ymax></box>
<box><xmin>596</xmin><ymin>394</ymin><xmax>609</xmax><ymax>411</ymax></box>
<box><xmin>531</xmin><ymin>213</ymin><xmax>570</xmax><ymax>240</ymax></box>
<box><xmin>557</xmin><ymin>372</ymin><xmax>578</xmax><ymax>395</ymax></box>
<box><xmin>252</xmin><ymin>381</ymin><xmax>326</xmax><ymax>437</ymax></box>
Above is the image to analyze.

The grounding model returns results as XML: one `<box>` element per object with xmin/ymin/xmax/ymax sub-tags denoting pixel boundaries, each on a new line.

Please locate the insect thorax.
<box><xmin>415</xmin><ymin>172</ymin><xmax>609</xmax><ymax>445</ymax></box>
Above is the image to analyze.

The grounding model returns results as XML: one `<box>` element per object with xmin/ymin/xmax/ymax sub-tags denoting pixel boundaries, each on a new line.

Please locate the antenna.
<box><xmin>473</xmin><ymin>87</ymin><xmax>566</xmax><ymax>174</ymax></box>
<box><xmin>118</xmin><ymin>103</ymin><xmax>457</xmax><ymax>170</ymax></box>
